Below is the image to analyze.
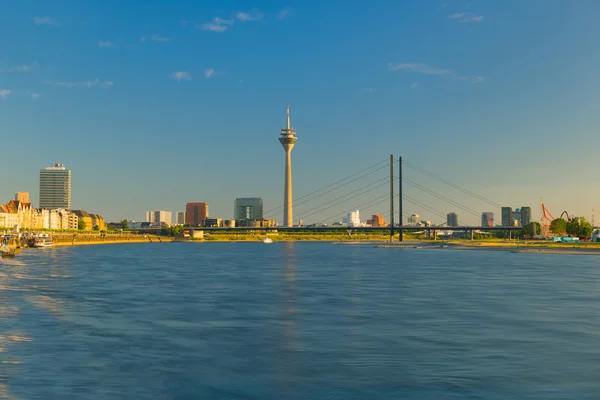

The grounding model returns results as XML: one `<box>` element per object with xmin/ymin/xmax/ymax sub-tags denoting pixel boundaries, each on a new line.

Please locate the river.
<box><xmin>1</xmin><ymin>242</ymin><xmax>599</xmax><ymax>399</ymax></box>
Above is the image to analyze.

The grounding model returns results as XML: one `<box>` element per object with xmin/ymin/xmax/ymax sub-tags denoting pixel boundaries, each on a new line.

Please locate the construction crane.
<box><xmin>540</xmin><ymin>199</ymin><xmax>555</xmax><ymax>238</ymax></box>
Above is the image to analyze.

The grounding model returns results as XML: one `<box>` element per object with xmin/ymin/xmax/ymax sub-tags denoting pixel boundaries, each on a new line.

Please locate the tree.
<box><xmin>78</xmin><ymin>220</ymin><xmax>87</xmax><ymax>230</ymax></box>
<box><xmin>523</xmin><ymin>222</ymin><xmax>541</xmax><ymax>238</ymax></box>
<box><xmin>93</xmin><ymin>225</ymin><xmax>100</xmax><ymax>231</ymax></box>
<box><xmin>550</xmin><ymin>218</ymin><xmax>567</xmax><ymax>235</ymax></box>
<box><xmin>121</xmin><ymin>219</ymin><xmax>129</xmax><ymax>229</ymax></box>
<box><xmin>566</xmin><ymin>216</ymin><xmax>593</xmax><ymax>238</ymax></box>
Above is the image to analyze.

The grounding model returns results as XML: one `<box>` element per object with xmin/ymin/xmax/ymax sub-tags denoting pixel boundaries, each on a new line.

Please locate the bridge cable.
<box><xmin>263</xmin><ymin>157</ymin><xmax>391</xmax><ymax>218</ymax></box>
<box><xmin>403</xmin><ymin>160</ymin><xmax>502</xmax><ymax>208</ymax></box>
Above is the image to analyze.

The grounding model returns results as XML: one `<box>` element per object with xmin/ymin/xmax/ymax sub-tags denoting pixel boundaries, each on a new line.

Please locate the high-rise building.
<box><xmin>186</xmin><ymin>202</ymin><xmax>208</xmax><ymax>226</ymax></box>
<box><xmin>501</xmin><ymin>207</ymin><xmax>513</xmax><ymax>227</ymax></box>
<box><xmin>409</xmin><ymin>214</ymin><xmax>420</xmax><ymax>226</ymax></box>
<box><xmin>447</xmin><ymin>212</ymin><xmax>458</xmax><ymax>227</ymax></box>
<box><xmin>145</xmin><ymin>210</ymin><xmax>172</xmax><ymax>225</ymax></box>
<box><xmin>369</xmin><ymin>214</ymin><xmax>385</xmax><ymax>227</ymax></box>
<box><xmin>481</xmin><ymin>212</ymin><xmax>494</xmax><ymax>227</ymax></box>
<box><xmin>234</xmin><ymin>197</ymin><xmax>264</xmax><ymax>220</ymax></box>
<box><xmin>343</xmin><ymin>210</ymin><xmax>360</xmax><ymax>227</ymax></box>
<box><xmin>15</xmin><ymin>192</ymin><xmax>30</xmax><ymax>204</ymax></box>
<box><xmin>39</xmin><ymin>163</ymin><xmax>71</xmax><ymax>209</ymax></box>
<box><xmin>279</xmin><ymin>105</ymin><xmax>298</xmax><ymax>227</ymax></box>
<box><xmin>520</xmin><ymin>206</ymin><xmax>531</xmax><ymax>226</ymax></box>
<box><xmin>176</xmin><ymin>211</ymin><xmax>186</xmax><ymax>225</ymax></box>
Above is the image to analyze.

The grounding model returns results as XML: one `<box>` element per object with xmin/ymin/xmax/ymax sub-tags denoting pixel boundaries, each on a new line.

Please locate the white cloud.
<box><xmin>390</xmin><ymin>62</ymin><xmax>485</xmax><ymax>84</ymax></box>
<box><xmin>33</xmin><ymin>16</ymin><xmax>58</xmax><ymax>25</ymax></box>
<box><xmin>462</xmin><ymin>15</ymin><xmax>484</xmax><ymax>23</ymax></box>
<box><xmin>454</xmin><ymin>75</ymin><xmax>486</xmax><ymax>83</ymax></box>
<box><xmin>45</xmin><ymin>79</ymin><xmax>114</xmax><ymax>88</ymax></box>
<box><xmin>388</xmin><ymin>63</ymin><xmax>452</xmax><ymax>75</ymax></box>
<box><xmin>449</xmin><ymin>12</ymin><xmax>484</xmax><ymax>23</ymax></box>
<box><xmin>204</xmin><ymin>68</ymin><xmax>215</xmax><ymax>79</ymax></box>
<box><xmin>0</xmin><ymin>89</ymin><xmax>11</xmax><ymax>98</ymax></box>
<box><xmin>3</xmin><ymin>62</ymin><xmax>38</xmax><ymax>72</ymax></box>
<box><xmin>98</xmin><ymin>41</ymin><xmax>116</xmax><ymax>48</ymax></box>
<box><xmin>410</xmin><ymin>82</ymin><xmax>420</xmax><ymax>89</ymax></box>
<box><xmin>140</xmin><ymin>34</ymin><xmax>170</xmax><ymax>43</ymax></box>
<box><xmin>170</xmin><ymin>71</ymin><xmax>191</xmax><ymax>82</ymax></box>
<box><xmin>31</xmin><ymin>93</ymin><xmax>41</xmax><ymax>100</ymax></box>
<box><xmin>236</xmin><ymin>11</ymin><xmax>263</xmax><ymax>21</ymax></box>
<box><xmin>198</xmin><ymin>17</ymin><xmax>234</xmax><ymax>32</ymax></box>
<box><xmin>276</xmin><ymin>8</ymin><xmax>292</xmax><ymax>20</ymax></box>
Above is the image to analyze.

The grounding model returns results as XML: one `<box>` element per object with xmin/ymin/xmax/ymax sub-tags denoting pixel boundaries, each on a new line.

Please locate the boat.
<box><xmin>262</xmin><ymin>237</ymin><xmax>273</xmax><ymax>244</ymax></box>
<box><xmin>34</xmin><ymin>237</ymin><xmax>54</xmax><ymax>248</ymax></box>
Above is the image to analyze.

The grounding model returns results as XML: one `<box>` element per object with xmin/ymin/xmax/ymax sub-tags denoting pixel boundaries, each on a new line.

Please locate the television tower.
<box><xmin>279</xmin><ymin>105</ymin><xmax>298</xmax><ymax>227</ymax></box>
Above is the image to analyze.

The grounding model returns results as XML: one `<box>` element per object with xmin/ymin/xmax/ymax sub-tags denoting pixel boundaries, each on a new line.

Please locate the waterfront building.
<box><xmin>279</xmin><ymin>105</ymin><xmax>298</xmax><ymax>227</ymax></box>
<box><xmin>203</xmin><ymin>218</ymin><xmax>223</xmax><ymax>227</ymax></box>
<box><xmin>409</xmin><ymin>214</ymin><xmax>420</xmax><ymax>226</ymax></box>
<box><xmin>501</xmin><ymin>207</ymin><xmax>513</xmax><ymax>227</ymax></box>
<box><xmin>234</xmin><ymin>197</ymin><xmax>264</xmax><ymax>220</ymax></box>
<box><xmin>368</xmin><ymin>214</ymin><xmax>385</xmax><ymax>227</ymax></box>
<box><xmin>145</xmin><ymin>210</ymin><xmax>172</xmax><ymax>225</ymax></box>
<box><xmin>237</xmin><ymin>218</ymin><xmax>277</xmax><ymax>228</ymax></box>
<box><xmin>15</xmin><ymin>192</ymin><xmax>30</xmax><ymax>204</ymax></box>
<box><xmin>520</xmin><ymin>206</ymin><xmax>531</xmax><ymax>226</ymax></box>
<box><xmin>176</xmin><ymin>211</ymin><xmax>186</xmax><ymax>225</ymax></box>
<box><xmin>481</xmin><ymin>212</ymin><xmax>494</xmax><ymax>227</ymax></box>
<box><xmin>186</xmin><ymin>202</ymin><xmax>208</xmax><ymax>226</ymax></box>
<box><xmin>343</xmin><ymin>210</ymin><xmax>361</xmax><ymax>227</ymax></box>
<box><xmin>447</xmin><ymin>212</ymin><xmax>458</xmax><ymax>227</ymax></box>
<box><xmin>39</xmin><ymin>162</ymin><xmax>71</xmax><ymax>209</ymax></box>
<box><xmin>71</xmin><ymin>210</ymin><xmax>105</xmax><ymax>230</ymax></box>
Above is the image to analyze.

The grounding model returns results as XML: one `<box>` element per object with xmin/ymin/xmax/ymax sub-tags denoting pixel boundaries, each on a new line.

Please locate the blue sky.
<box><xmin>1</xmin><ymin>0</ymin><xmax>599</xmax><ymax>225</ymax></box>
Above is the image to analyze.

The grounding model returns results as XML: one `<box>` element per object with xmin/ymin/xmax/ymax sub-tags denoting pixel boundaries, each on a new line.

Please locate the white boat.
<box><xmin>262</xmin><ymin>237</ymin><xmax>273</xmax><ymax>244</ymax></box>
<box><xmin>34</xmin><ymin>238</ymin><xmax>54</xmax><ymax>248</ymax></box>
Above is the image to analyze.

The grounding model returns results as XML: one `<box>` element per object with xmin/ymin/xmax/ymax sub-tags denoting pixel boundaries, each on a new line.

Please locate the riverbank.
<box><xmin>47</xmin><ymin>233</ymin><xmax>172</xmax><ymax>247</ymax></box>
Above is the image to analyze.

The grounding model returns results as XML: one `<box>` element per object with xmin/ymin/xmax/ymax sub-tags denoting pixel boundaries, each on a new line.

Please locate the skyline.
<box><xmin>1</xmin><ymin>1</ymin><xmax>599</xmax><ymax>224</ymax></box>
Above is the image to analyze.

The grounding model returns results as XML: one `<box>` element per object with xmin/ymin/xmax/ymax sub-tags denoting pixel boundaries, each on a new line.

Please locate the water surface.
<box><xmin>1</xmin><ymin>242</ymin><xmax>599</xmax><ymax>399</ymax></box>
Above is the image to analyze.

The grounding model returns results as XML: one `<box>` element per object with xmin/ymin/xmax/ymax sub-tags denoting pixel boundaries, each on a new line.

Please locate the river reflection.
<box><xmin>3</xmin><ymin>243</ymin><xmax>600</xmax><ymax>399</ymax></box>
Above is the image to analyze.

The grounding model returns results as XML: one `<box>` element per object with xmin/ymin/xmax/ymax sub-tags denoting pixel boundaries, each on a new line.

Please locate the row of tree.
<box><xmin>549</xmin><ymin>217</ymin><xmax>593</xmax><ymax>238</ymax></box>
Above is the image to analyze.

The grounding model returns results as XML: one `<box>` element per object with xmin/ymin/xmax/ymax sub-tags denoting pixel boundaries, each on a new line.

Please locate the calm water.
<box><xmin>1</xmin><ymin>242</ymin><xmax>600</xmax><ymax>399</ymax></box>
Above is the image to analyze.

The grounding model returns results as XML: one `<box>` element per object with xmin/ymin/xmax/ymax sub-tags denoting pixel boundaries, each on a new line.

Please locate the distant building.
<box><xmin>343</xmin><ymin>210</ymin><xmax>360</xmax><ymax>227</ymax></box>
<box><xmin>481</xmin><ymin>212</ymin><xmax>494</xmax><ymax>227</ymax></box>
<box><xmin>71</xmin><ymin>210</ymin><xmax>105</xmax><ymax>230</ymax></box>
<box><xmin>520</xmin><ymin>206</ymin><xmax>531</xmax><ymax>226</ymax></box>
<box><xmin>39</xmin><ymin>162</ymin><xmax>71</xmax><ymax>209</ymax></box>
<box><xmin>447</xmin><ymin>212</ymin><xmax>458</xmax><ymax>227</ymax></box>
<box><xmin>368</xmin><ymin>214</ymin><xmax>385</xmax><ymax>227</ymax></box>
<box><xmin>203</xmin><ymin>217</ymin><xmax>223</xmax><ymax>227</ymax></box>
<box><xmin>409</xmin><ymin>214</ymin><xmax>420</xmax><ymax>226</ymax></box>
<box><xmin>186</xmin><ymin>202</ymin><xmax>208</xmax><ymax>226</ymax></box>
<box><xmin>501</xmin><ymin>207</ymin><xmax>513</xmax><ymax>227</ymax></box>
<box><xmin>145</xmin><ymin>210</ymin><xmax>172</xmax><ymax>225</ymax></box>
<box><xmin>15</xmin><ymin>192</ymin><xmax>30</xmax><ymax>204</ymax></box>
<box><xmin>176</xmin><ymin>211</ymin><xmax>186</xmax><ymax>225</ymax></box>
<box><xmin>234</xmin><ymin>197</ymin><xmax>264</xmax><ymax>220</ymax></box>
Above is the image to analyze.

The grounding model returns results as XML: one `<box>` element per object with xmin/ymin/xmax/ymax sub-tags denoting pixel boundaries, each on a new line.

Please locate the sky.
<box><xmin>1</xmin><ymin>0</ymin><xmax>599</xmax><ymax>225</ymax></box>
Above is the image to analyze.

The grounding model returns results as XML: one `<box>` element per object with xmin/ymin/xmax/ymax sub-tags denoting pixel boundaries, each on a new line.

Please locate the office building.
<box><xmin>520</xmin><ymin>206</ymin><xmax>531</xmax><ymax>226</ymax></box>
<box><xmin>186</xmin><ymin>202</ymin><xmax>208</xmax><ymax>226</ymax></box>
<box><xmin>234</xmin><ymin>197</ymin><xmax>264</xmax><ymax>220</ymax></box>
<box><xmin>481</xmin><ymin>212</ymin><xmax>494</xmax><ymax>227</ymax></box>
<box><xmin>409</xmin><ymin>214</ymin><xmax>420</xmax><ymax>226</ymax></box>
<box><xmin>39</xmin><ymin>162</ymin><xmax>71</xmax><ymax>209</ymax></box>
<box><xmin>15</xmin><ymin>192</ymin><xmax>30</xmax><ymax>204</ymax></box>
<box><xmin>176</xmin><ymin>211</ymin><xmax>186</xmax><ymax>225</ymax></box>
<box><xmin>145</xmin><ymin>210</ymin><xmax>172</xmax><ymax>225</ymax></box>
<box><xmin>369</xmin><ymin>214</ymin><xmax>385</xmax><ymax>227</ymax></box>
<box><xmin>447</xmin><ymin>212</ymin><xmax>458</xmax><ymax>227</ymax></box>
<box><xmin>343</xmin><ymin>210</ymin><xmax>361</xmax><ymax>227</ymax></box>
<box><xmin>501</xmin><ymin>207</ymin><xmax>513</xmax><ymax>227</ymax></box>
<box><xmin>279</xmin><ymin>105</ymin><xmax>298</xmax><ymax>227</ymax></box>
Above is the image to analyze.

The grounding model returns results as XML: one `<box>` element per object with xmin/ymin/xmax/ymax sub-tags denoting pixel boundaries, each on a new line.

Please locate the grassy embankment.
<box><xmin>49</xmin><ymin>232</ymin><xmax>171</xmax><ymax>247</ymax></box>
